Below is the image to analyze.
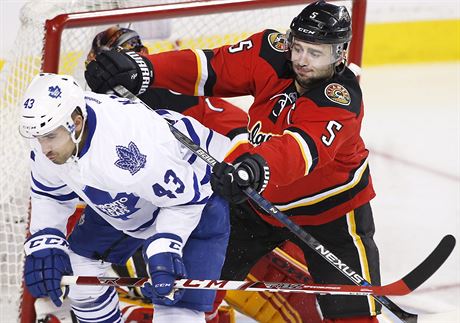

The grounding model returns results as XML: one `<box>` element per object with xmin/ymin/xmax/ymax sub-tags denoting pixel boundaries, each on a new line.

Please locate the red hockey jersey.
<box><xmin>147</xmin><ymin>29</ymin><xmax>375</xmax><ymax>226</ymax></box>
<box><xmin>138</xmin><ymin>88</ymin><xmax>247</xmax><ymax>139</ymax></box>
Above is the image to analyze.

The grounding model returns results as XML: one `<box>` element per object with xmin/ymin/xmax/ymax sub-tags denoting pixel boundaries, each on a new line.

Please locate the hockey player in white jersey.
<box><xmin>20</xmin><ymin>73</ymin><xmax>231</xmax><ymax>323</ymax></box>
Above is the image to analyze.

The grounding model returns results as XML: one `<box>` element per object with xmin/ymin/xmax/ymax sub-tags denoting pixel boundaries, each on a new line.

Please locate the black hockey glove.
<box><xmin>211</xmin><ymin>154</ymin><xmax>270</xmax><ymax>204</ymax></box>
<box><xmin>85</xmin><ymin>49</ymin><xmax>154</xmax><ymax>95</ymax></box>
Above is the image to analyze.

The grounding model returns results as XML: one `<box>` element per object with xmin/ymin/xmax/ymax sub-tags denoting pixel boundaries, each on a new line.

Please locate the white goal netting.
<box><xmin>0</xmin><ymin>0</ymin><xmax>359</xmax><ymax>321</ymax></box>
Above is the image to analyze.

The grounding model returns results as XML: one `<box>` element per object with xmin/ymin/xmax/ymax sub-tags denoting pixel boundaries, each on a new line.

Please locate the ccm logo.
<box><xmin>298</xmin><ymin>28</ymin><xmax>315</xmax><ymax>35</ymax></box>
<box><xmin>29</xmin><ymin>237</ymin><xmax>69</xmax><ymax>248</ymax></box>
<box><xmin>169</xmin><ymin>241</ymin><xmax>181</xmax><ymax>251</ymax></box>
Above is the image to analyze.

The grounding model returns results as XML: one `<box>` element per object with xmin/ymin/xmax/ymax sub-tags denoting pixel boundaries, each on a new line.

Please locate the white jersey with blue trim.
<box><xmin>28</xmin><ymin>92</ymin><xmax>230</xmax><ymax>243</ymax></box>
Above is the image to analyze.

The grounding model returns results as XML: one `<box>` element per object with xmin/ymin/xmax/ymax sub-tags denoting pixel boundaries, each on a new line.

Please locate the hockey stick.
<box><xmin>112</xmin><ymin>85</ymin><xmax>456</xmax><ymax>323</ymax></box>
<box><xmin>61</xmin><ymin>234</ymin><xmax>455</xmax><ymax>297</ymax></box>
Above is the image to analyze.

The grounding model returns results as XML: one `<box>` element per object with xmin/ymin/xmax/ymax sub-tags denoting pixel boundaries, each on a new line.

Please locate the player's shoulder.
<box><xmin>85</xmin><ymin>91</ymin><xmax>167</xmax><ymax>127</ymax></box>
<box><xmin>304</xmin><ymin>67</ymin><xmax>362</xmax><ymax>116</ymax></box>
<box><xmin>85</xmin><ymin>91</ymin><xmax>142</xmax><ymax>111</ymax></box>
<box><xmin>256</xmin><ymin>29</ymin><xmax>293</xmax><ymax>79</ymax></box>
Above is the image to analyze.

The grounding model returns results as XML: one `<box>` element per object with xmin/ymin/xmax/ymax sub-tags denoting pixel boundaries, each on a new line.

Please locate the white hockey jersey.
<box><xmin>28</xmin><ymin>92</ymin><xmax>230</xmax><ymax>243</ymax></box>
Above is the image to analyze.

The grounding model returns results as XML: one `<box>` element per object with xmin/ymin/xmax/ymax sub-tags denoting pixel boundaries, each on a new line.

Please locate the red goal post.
<box><xmin>0</xmin><ymin>0</ymin><xmax>366</xmax><ymax>322</ymax></box>
<box><xmin>41</xmin><ymin>0</ymin><xmax>366</xmax><ymax>74</ymax></box>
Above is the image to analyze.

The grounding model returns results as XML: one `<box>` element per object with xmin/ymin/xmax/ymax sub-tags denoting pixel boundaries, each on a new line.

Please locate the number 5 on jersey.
<box><xmin>321</xmin><ymin>120</ymin><xmax>343</xmax><ymax>146</ymax></box>
<box><xmin>152</xmin><ymin>169</ymin><xmax>185</xmax><ymax>199</ymax></box>
<box><xmin>228</xmin><ymin>40</ymin><xmax>253</xmax><ymax>53</ymax></box>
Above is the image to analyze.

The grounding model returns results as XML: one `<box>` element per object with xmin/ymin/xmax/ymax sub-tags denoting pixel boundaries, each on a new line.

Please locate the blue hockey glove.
<box><xmin>23</xmin><ymin>228</ymin><xmax>73</xmax><ymax>307</ymax></box>
<box><xmin>85</xmin><ymin>48</ymin><xmax>153</xmax><ymax>95</ymax></box>
<box><xmin>211</xmin><ymin>153</ymin><xmax>270</xmax><ymax>204</ymax></box>
<box><xmin>142</xmin><ymin>233</ymin><xmax>186</xmax><ymax>305</ymax></box>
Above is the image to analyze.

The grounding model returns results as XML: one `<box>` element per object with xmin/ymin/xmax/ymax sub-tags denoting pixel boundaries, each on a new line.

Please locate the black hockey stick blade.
<box><xmin>389</xmin><ymin>234</ymin><xmax>456</xmax><ymax>294</ymax></box>
<box><xmin>374</xmin><ymin>234</ymin><xmax>456</xmax><ymax>323</ymax></box>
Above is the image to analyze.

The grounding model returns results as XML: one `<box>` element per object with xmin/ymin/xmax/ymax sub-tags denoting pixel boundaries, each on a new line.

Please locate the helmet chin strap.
<box><xmin>334</xmin><ymin>53</ymin><xmax>348</xmax><ymax>75</ymax></box>
<box><xmin>67</xmin><ymin>116</ymin><xmax>87</xmax><ymax>163</ymax></box>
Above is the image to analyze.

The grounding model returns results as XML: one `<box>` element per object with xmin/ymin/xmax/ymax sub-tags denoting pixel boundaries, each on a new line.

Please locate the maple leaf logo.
<box><xmin>114</xmin><ymin>141</ymin><xmax>147</xmax><ymax>175</ymax></box>
<box><xmin>48</xmin><ymin>85</ymin><xmax>62</xmax><ymax>99</ymax></box>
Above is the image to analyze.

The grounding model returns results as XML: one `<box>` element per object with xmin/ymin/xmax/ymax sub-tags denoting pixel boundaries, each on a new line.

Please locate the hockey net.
<box><xmin>0</xmin><ymin>0</ymin><xmax>365</xmax><ymax>321</ymax></box>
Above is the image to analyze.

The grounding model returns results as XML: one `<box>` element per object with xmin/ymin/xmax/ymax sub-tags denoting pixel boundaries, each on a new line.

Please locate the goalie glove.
<box><xmin>211</xmin><ymin>153</ymin><xmax>270</xmax><ymax>204</ymax></box>
<box><xmin>142</xmin><ymin>233</ymin><xmax>187</xmax><ymax>305</ymax></box>
<box><xmin>24</xmin><ymin>228</ymin><xmax>73</xmax><ymax>307</ymax></box>
<box><xmin>85</xmin><ymin>49</ymin><xmax>154</xmax><ymax>95</ymax></box>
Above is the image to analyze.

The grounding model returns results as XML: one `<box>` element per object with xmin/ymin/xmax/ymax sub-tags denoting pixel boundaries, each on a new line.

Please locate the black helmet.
<box><xmin>289</xmin><ymin>0</ymin><xmax>352</xmax><ymax>45</ymax></box>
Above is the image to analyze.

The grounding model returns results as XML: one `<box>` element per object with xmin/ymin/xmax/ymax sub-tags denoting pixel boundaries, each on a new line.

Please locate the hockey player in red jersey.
<box><xmin>85</xmin><ymin>2</ymin><xmax>381</xmax><ymax>320</ymax></box>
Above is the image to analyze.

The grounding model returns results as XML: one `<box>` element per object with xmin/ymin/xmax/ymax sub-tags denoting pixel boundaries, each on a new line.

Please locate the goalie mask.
<box><xmin>86</xmin><ymin>26</ymin><xmax>146</xmax><ymax>65</ymax></box>
<box><xmin>19</xmin><ymin>73</ymin><xmax>87</xmax><ymax>142</ymax></box>
<box><xmin>286</xmin><ymin>0</ymin><xmax>352</xmax><ymax>70</ymax></box>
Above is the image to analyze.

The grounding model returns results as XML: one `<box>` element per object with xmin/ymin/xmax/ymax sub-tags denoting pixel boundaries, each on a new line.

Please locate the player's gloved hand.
<box><xmin>211</xmin><ymin>153</ymin><xmax>270</xmax><ymax>204</ymax></box>
<box><xmin>23</xmin><ymin>228</ymin><xmax>73</xmax><ymax>307</ymax></box>
<box><xmin>141</xmin><ymin>233</ymin><xmax>186</xmax><ymax>305</ymax></box>
<box><xmin>85</xmin><ymin>49</ymin><xmax>154</xmax><ymax>95</ymax></box>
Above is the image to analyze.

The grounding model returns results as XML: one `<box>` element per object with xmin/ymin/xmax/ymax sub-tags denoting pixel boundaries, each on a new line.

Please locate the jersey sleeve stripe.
<box><xmin>205</xmin><ymin>128</ymin><xmax>214</xmax><ymax>150</ymax></box>
<box><xmin>180</xmin><ymin>118</ymin><xmax>200</xmax><ymax>164</ymax></box>
<box><xmin>31</xmin><ymin>188</ymin><xmax>79</xmax><ymax>201</ymax></box>
<box><xmin>182</xmin><ymin>118</ymin><xmax>201</xmax><ymax>146</ymax></box>
<box><xmin>203</xmin><ymin>50</ymin><xmax>217</xmax><ymax>95</ymax></box>
<box><xmin>284</xmin><ymin>128</ymin><xmax>319</xmax><ymax>175</ymax></box>
<box><xmin>200</xmin><ymin>165</ymin><xmax>211</xmax><ymax>185</ymax></box>
<box><xmin>31</xmin><ymin>172</ymin><xmax>67</xmax><ymax>192</ymax></box>
<box><xmin>225</xmin><ymin>133</ymin><xmax>250</xmax><ymax>159</ymax></box>
<box><xmin>199</xmin><ymin>130</ymin><xmax>214</xmax><ymax>185</ymax></box>
<box><xmin>226</xmin><ymin>127</ymin><xmax>248</xmax><ymax>140</ymax></box>
<box><xmin>184</xmin><ymin>173</ymin><xmax>201</xmax><ymax>205</ymax></box>
<box><xmin>192</xmin><ymin>49</ymin><xmax>208</xmax><ymax>96</ymax></box>
<box><xmin>155</xmin><ymin>109</ymin><xmax>172</xmax><ymax>116</ymax></box>
<box><xmin>276</xmin><ymin>158</ymin><xmax>369</xmax><ymax>211</ymax></box>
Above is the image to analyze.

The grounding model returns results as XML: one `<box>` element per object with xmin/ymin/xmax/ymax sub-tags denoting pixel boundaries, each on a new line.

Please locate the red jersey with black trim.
<box><xmin>147</xmin><ymin>29</ymin><xmax>375</xmax><ymax>226</ymax></box>
<box><xmin>139</xmin><ymin>88</ymin><xmax>247</xmax><ymax>139</ymax></box>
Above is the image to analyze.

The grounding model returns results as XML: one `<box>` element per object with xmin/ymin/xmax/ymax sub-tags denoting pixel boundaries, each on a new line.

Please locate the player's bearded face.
<box><xmin>37</xmin><ymin>126</ymin><xmax>75</xmax><ymax>164</ymax></box>
<box><xmin>290</xmin><ymin>39</ymin><xmax>338</xmax><ymax>89</ymax></box>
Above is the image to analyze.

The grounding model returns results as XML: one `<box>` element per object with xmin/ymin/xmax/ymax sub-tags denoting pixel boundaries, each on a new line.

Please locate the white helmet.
<box><xmin>19</xmin><ymin>73</ymin><xmax>87</xmax><ymax>138</ymax></box>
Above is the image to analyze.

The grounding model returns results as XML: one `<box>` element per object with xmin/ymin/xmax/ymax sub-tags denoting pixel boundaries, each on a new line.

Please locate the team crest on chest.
<box><xmin>114</xmin><ymin>141</ymin><xmax>147</xmax><ymax>175</ymax></box>
<box><xmin>324</xmin><ymin>83</ymin><xmax>351</xmax><ymax>106</ymax></box>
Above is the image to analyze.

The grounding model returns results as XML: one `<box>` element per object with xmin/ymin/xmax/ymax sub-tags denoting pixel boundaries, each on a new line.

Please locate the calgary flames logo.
<box><xmin>324</xmin><ymin>83</ymin><xmax>351</xmax><ymax>106</ymax></box>
<box><xmin>248</xmin><ymin>121</ymin><xmax>275</xmax><ymax>146</ymax></box>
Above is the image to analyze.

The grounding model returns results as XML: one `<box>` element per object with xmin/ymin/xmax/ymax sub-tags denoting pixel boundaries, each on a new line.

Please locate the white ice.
<box><xmin>363</xmin><ymin>62</ymin><xmax>460</xmax><ymax>323</ymax></box>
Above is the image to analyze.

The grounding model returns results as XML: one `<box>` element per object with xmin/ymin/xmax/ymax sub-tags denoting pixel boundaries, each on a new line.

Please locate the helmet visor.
<box><xmin>36</xmin><ymin>125</ymin><xmax>71</xmax><ymax>144</ymax></box>
<box><xmin>289</xmin><ymin>37</ymin><xmax>345</xmax><ymax>67</ymax></box>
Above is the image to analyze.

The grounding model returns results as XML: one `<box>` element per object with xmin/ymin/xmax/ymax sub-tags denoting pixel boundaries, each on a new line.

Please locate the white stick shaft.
<box><xmin>61</xmin><ymin>276</ymin><xmax>384</xmax><ymax>296</ymax></box>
